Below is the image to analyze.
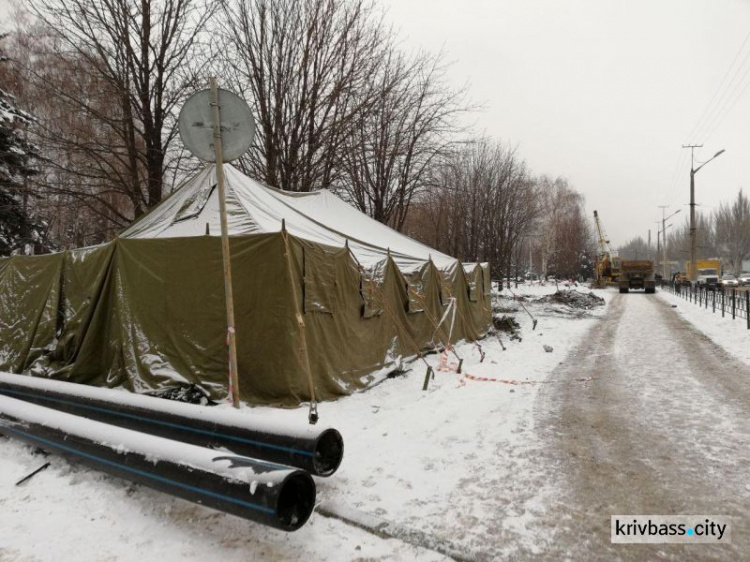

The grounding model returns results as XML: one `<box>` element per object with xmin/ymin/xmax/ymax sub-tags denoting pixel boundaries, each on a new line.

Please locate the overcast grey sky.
<box><xmin>2</xmin><ymin>1</ymin><xmax>749</xmax><ymax>248</ymax></box>
<box><xmin>382</xmin><ymin>0</ymin><xmax>750</xmax><ymax>247</ymax></box>
<box><xmin>0</xmin><ymin>1</ymin><xmax>10</xmax><ymax>24</ymax></box>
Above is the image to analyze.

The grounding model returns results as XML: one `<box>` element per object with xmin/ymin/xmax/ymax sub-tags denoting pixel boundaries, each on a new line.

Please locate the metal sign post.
<box><xmin>209</xmin><ymin>77</ymin><xmax>241</xmax><ymax>408</ymax></box>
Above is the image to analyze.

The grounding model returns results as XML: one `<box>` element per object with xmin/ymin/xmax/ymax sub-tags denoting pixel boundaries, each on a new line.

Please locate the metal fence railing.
<box><xmin>660</xmin><ymin>282</ymin><xmax>750</xmax><ymax>329</ymax></box>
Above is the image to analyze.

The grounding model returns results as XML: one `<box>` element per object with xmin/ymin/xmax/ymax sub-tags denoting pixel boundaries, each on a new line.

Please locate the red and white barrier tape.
<box><xmin>427</xmin><ymin>353</ymin><xmax>595</xmax><ymax>387</ymax></box>
<box><xmin>460</xmin><ymin>373</ymin><xmax>594</xmax><ymax>386</ymax></box>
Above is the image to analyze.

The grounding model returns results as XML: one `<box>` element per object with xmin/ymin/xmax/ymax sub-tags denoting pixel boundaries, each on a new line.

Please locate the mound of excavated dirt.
<box><xmin>493</xmin><ymin>304</ymin><xmax>520</xmax><ymax>314</ymax></box>
<box><xmin>493</xmin><ymin>314</ymin><xmax>521</xmax><ymax>333</ymax></box>
<box><xmin>538</xmin><ymin>290</ymin><xmax>605</xmax><ymax>310</ymax></box>
<box><xmin>492</xmin><ymin>313</ymin><xmax>523</xmax><ymax>342</ymax></box>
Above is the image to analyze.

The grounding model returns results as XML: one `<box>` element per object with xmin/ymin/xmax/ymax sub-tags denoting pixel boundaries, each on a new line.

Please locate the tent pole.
<box><xmin>210</xmin><ymin>77</ymin><xmax>241</xmax><ymax>408</ymax></box>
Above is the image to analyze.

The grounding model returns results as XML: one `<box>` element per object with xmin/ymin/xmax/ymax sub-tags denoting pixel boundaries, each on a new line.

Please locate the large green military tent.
<box><xmin>0</xmin><ymin>165</ymin><xmax>491</xmax><ymax>405</ymax></box>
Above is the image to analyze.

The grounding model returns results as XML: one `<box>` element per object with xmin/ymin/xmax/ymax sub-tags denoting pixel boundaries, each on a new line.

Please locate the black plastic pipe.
<box><xmin>0</xmin><ymin>394</ymin><xmax>315</xmax><ymax>531</ymax></box>
<box><xmin>0</xmin><ymin>373</ymin><xmax>343</xmax><ymax>477</ymax></box>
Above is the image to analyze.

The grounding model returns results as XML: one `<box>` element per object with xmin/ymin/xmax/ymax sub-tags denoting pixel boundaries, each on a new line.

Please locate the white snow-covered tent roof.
<box><xmin>121</xmin><ymin>165</ymin><xmax>457</xmax><ymax>271</ymax></box>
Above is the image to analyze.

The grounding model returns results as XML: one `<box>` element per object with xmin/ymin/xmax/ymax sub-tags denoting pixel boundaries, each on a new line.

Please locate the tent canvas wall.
<box><xmin>0</xmin><ymin>165</ymin><xmax>491</xmax><ymax>405</ymax></box>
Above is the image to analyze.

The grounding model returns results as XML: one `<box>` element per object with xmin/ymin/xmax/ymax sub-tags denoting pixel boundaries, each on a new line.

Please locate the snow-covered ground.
<box><xmin>0</xmin><ymin>283</ymin><xmax>610</xmax><ymax>561</ymax></box>
<box><xmin>657</xmin><ymin>288</ymin><xmax>750</xmax><ymax>366</ymax></box>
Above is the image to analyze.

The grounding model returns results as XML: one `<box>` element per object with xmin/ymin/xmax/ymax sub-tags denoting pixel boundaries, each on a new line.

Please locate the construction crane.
<box><xmin>593</xmin><ymin>210</ymin><xmax>620</xmax><ymax>286</ymax></box>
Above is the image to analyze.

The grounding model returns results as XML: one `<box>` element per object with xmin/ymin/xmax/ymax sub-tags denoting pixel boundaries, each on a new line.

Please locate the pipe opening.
<box><xmin>313</xmin><ymin>429</ymin><xmax>344</xmax><ymax>476</ymax></box>
<box><xmin>276</xmin><ymin>472</ymin><xmax>315</xmax><ymax>531</ymax></box>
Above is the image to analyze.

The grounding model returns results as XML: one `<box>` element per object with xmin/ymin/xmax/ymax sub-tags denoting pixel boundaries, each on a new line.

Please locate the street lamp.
<box><xmin>657</xmin><ymin>222</ymin><xmax>675</xmax><ymax>280</ymax></box>
<box><xmin>687</xmin><ymin>148</ymin><xmax>725</xmax><ymax>283</ymax></box>
<box><xmin>657</xmin><ymin>224</ymin><xmax>674</xmax><ymax>249</ymax></box>
<box><xmin>658</xmin><ymin>207</ymin><xmax>681</xmax><ymax>278</ymax></box>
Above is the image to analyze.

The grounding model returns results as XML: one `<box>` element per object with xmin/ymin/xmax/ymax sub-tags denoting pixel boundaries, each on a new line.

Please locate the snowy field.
<box><xmin>657</xmin><ymin>288</ymin><xmax>750</xmax><ymax>366</ymax></box>
<box><xmin>0</xmin><ymin>283</ymin><xmax>610</xmax><ymax>561</ymax></box>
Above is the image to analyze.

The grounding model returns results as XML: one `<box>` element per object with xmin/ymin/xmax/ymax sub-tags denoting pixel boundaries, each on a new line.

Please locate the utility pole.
<box><xmin>655</xmin><ymin>221</ymin><xmax>661</xmax><ymax>273</ymax></box>
<box><xmin>659</xmin><ymin>205</ymin><xmax>668</xmax><ymax>279</ymax></box>
<box><xmin>683</xmin><ymin>144</ymin><xmax>725</xmax><ymax>283</ymax></box>
<box><xmin>657</xmin><ymin>208</ymin><xmax>682</xmax><ymax>280</ymax></box>
<box><xmin>683</xmin><ymin>144</ymin><xmax>702</xmax><ymax>284</ymax></box>
<box><xmin>647</xmin><ymin>229</ymin><xmax>651</xmax><ymax>261</ymax></box>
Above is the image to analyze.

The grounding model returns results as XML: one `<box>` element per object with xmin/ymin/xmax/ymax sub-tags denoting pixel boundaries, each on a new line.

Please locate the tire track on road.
<box><xmin>534</xmin><ymin>292</ymin><xmax>749</xmax><ymax>561</ymax></box>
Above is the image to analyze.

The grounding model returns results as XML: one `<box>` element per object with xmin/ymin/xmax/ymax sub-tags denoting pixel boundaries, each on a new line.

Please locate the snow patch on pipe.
<box><xmin>0</xmin><ymin>394</ymin><xmax>288</xmax><ymax>487</ymax></box>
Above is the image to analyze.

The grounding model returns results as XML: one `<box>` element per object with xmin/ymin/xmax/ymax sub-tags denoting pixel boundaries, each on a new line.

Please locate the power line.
<box><xmin>661</xmin><ymin>148</ymin><xmax>690</xmax><ymax>206</ymax></box>
<box><xmin>687</xmin><ymin>27</ymin><xmax>750</xmax><ymax>142</ymax></box>
<box><xmin>696</xmin><ymin>59</ymin><xmax>750</xmax><ymax>141</ymax></box>
<box><xmin>703</xmin><ymin>66</ymin><xmax>750</xmax><ymax>142</ymax></box>
<box><xmin>662</xmin><ymin>30</ymin><xmax>750</xmax><ymax>215</ymax></box>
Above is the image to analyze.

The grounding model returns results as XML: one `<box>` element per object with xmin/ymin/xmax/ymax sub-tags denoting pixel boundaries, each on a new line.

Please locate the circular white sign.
<box><xmin>178</xmin><ymin>88</ymin><xmax>255</xmax><ymax>162</ymax></box>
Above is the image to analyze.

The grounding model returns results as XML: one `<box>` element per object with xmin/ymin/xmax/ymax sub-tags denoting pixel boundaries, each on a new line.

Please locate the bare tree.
<box><xmin>536</xmin><ymin>177</ymin><xmax>572</xmax><ymax>277</ymax></box>
<box><xmin>531</xmin><ymin>176</ymin><xmax>592</xmax><ymax>279</ymax></box>
<box><xmin>219</xmin><ymin>0</ymin><xmax>385</xmax><ymax>193</ymax></box>
<box><xmin>405</xmin><ymin>137</ymin><xmax>539</xmax><ymax>280</ymax></box>
<box><xmin>10</xmin><ymin>24</ymin><xmax>137</xmax><ymax>242</ymax></box>
<box><xmin>618</xmin><ymin>236</ymin><xmax>650</xmax><ymax>260</ymax></box>
<box><xmin>22</xmin><ymin>0</ymin><xmax>214</xmax><ymax>239</ymax></box>
<box><xmin>666</xmin><ymin>213</ymin><xmax>716</xmax><ymax>268</ymax></box>
<box><xmin>338</xmin><ymin>48</ymin><xmax>467</xmax><ymax>230</ymax></box>
<box><xmin>553</xmin><ymin>204</ymin><xmax>592</xmax><ymax>278</ymax></box>
<box><xmin>492</xmin><ymin>157</ymin><xmax>538</xmax><ymax>283</ymax></box>
<box><xmin>714</xmin><ymin>188</ymin><xmax>750</xmax><ymax>274</ymax></box>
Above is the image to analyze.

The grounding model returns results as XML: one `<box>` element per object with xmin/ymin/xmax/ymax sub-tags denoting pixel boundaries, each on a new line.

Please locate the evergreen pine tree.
<box><xmin>0</xmin><ymin>36</ymin><xmax>43</xmax><ymax>256</ymax></box>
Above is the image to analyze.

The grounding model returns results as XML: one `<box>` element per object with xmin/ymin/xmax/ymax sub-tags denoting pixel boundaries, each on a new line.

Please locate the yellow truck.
<box><xmin>686</xmin><ymin>259</ymin><xmax>721</xmax><ymax>288</ymax></box>
<box><xmin>619</xmin><ymin>260</ymin><xmax>656</xmax><ymax>294</ymax></box>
